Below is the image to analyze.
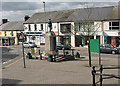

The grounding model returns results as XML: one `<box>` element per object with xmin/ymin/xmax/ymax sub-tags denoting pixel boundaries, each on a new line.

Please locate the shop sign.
<box><xmin>0</xmin><ymin>31</ymin><xmax>2</xmax><ymax>35</ymax></box>
<box><xmin>104</xmin><ymin>31</ymin><xmax>118</xmax><ymax>36</ymax></box>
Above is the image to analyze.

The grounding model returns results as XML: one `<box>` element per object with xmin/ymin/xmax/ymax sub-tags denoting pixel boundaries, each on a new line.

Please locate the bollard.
<box><xmin>39</xmin><ymin>50</ymin><xmax>42</xmax><ymax>60</ymax></box>
<box><xmin>72</xmin><ymin>49</ymin><xmax>74</xmax><ymax>57</ymax></box>
<box><xmin>63</xmin><ymin>49</ymin><xmax>65</xmax><ymax>56</ymax></box>
<box><xmin>100</xmin><ymin>65</ymin><xmax>103</xmax><ymax>86</ymax></box>
<box><xmin>92</xmin><ymin>66</ymin><xmax>96</xmax><ymax>86</ymax></box>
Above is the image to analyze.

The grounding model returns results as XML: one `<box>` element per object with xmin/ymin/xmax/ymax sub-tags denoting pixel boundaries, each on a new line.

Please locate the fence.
<box><xmin>92</xmin><ymin>65</ymin><xmax>120</xmax><ymax>86</ymax></box>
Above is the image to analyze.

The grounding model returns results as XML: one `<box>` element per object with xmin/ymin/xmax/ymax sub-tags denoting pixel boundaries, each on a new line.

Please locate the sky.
<box><xmin>0</xmin><ymin>0</ymin><xmax>120</xmax><ymax>22</ymax></box>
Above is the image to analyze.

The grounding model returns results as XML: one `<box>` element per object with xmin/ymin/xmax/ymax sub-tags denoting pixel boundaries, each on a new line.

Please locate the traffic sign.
<box><xmin>18</xmin><ymin>32</ymin><xmax>27</xmax><ymax>40</ymax></box>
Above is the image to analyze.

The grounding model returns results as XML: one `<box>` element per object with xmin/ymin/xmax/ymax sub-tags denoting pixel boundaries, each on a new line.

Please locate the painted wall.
<box><xmin>0</xmin><ymin>31</ymin><xmax>23</xmax><ymax>45</ymax></box>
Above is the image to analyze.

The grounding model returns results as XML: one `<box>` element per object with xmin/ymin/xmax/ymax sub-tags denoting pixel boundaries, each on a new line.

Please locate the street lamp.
<box><xmin>43</xmin><ymin>2</ymin><xmax>46</xmax><ymax>33</ymax></box>
<box><xmin>43</xmin><ymin>2</ymin><xmax>45</xmax><ymax>12</ymax></box>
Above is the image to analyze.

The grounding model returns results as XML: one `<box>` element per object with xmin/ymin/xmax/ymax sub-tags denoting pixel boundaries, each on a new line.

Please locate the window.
<box><xmin>11</xmin><ymin>31</ymin><xmax>13</xmax><ymax>36</ymax></box>
<box><xmin>60</xmin><ymin>24</ymin><xmax>71</xmax><ymax>33</ymax></box>
<box><xmin>5</xmin><ymin>31</ymin><xmax>6</xmax><ymax>36</ymax></box>
<box><xmin>34</xmin><ymin>24</ymin><xmax>37</xmax><ymax>31</ymax></box>
<box><xmin>109</xmin><ymin>21</ymin><xmax>120</xmax><ymax>30</ymax></box>
<box><xmin>41</xmin><ymin>24</ymin><xmax>43</xmax><ymax>30</ymax></box>
<box><xmin>77</xmin><ymin>22</ymin><xmax>94</xmax><ymax>32</ymax></box>
<box><xmin>28</xmin><ymin>24</ymin><xmax>31</xmax><ymax>31</ymax></box>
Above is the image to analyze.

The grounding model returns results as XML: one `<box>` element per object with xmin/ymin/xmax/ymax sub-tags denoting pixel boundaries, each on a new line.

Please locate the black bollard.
<box><xmin>100</xmin><ymin>65</ymin><xmax>103</xmax><ymax>86</ymax></box>
<box><xmin>92</xmin><ymin>66</ymin><xmax>96</xmax><ymax>86</ymax></box>
<box><xmin>39</xmin><ymin>50</ymin><xmax>42</xmax><ymax>60</ymax></box>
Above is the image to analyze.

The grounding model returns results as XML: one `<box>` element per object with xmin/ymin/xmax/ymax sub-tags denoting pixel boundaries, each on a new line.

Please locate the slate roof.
<box><xmin>0</xmin><ymin>21</ymin><xmax>24</xmax><ymax>31</ymax></box>
<box><xmin>24</xmin><ymin>6</ymin><xmax>119</xmax><ymax>24</ymax></box>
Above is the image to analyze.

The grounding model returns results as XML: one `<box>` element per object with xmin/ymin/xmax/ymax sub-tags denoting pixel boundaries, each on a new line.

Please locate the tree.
<box><xmin>72</xmin><ymin>4</ymin><xmax>102</xmax><ymax>67</ymax></box>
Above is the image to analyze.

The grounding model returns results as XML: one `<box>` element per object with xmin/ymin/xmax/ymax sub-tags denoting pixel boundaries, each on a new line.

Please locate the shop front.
<box><xmin>25</xmin><ymin>32</ymin><xmax>45</xmax><ymax>45</ymax></box>
<box><xmin>75</xmin><ymin>35</ymin><xmax>94</xmax><ymax>47</ymax></box>
<box><xmin>0</xmin><ymin>36</ymin><xmax>15</xmax><ymax>46</ymax></box>
<box><xmin>58</xmin><ymin>35</ymin><xmax>71</xmax><ymax>45</ymax></box>
<box><xmin>104</xmin><ymin>31</ymin><xmax>120</xmax><ymax>47</ymax></box>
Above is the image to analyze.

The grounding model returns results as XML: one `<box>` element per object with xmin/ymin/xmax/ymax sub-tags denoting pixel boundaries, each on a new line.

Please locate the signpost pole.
<box><xmin>18</xmin><ymin>32</ymin><xmax>26</xmax><ymax>68</ymax></box>
<box><xmin>89</xmin><ymin>40</ymin><xmax>91</xmax><ymax>67</ymax></box>
<box><xmin>22</xmin><ymin>40</ymin><xmax>26</xmax><ymax>68</ymax></box>
<box><xmin>99</xmin><ymin>50</ymin><xmax>101</xmax><ymax>66</ymax></box>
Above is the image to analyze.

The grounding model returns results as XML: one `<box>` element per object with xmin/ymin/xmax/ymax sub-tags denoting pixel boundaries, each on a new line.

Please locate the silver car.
<box><xmin>23</xmin><ymin>42</ymin><xmax>37</xmax><ymax>48</ymax></box>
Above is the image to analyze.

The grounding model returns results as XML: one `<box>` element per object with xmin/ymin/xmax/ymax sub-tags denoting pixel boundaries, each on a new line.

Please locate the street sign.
<box><xmin>90</xmin><ymin>39</ymin><xmax>101</xmax><ymax>66</ymax></box>
<box><xmin>18</xmin><ymin>32</ymin><xmax>27</xmax><ymax>40</ymax></box>
<box><xmin>18</xmin><ymin>32</ymin><xmax>26</xmax><ymax>68</ymax></box>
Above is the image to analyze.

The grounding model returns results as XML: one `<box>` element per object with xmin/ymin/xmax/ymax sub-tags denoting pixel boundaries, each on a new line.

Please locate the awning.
<box><xmin>104</xmin><ymin>31</ymin><xmax>119</xmax><ymax>36</ymax></box>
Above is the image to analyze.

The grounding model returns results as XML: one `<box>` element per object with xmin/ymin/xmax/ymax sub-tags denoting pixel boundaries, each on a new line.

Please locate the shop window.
<box><xmin>34</xmin><ymin>24</ymin><xmax>37</xmax><ymax>31</ymax></box>
<box><xmin>28</xmin><ymin>24</ymin><xmax>31</xmax><ymax>31</ymax></box>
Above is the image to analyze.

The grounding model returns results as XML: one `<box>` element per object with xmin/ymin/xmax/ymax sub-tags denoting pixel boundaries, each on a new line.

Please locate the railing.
<box><xmin>92</xmin><ymin>65</ymin><xmax>120</xmax><ymax>86</ymax></box>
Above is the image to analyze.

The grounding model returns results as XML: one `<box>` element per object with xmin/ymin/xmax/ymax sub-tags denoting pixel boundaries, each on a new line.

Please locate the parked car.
<box><xmin>23</xmin><ymin>42</ymin><xmax>37</xmax><ymax>48</ymax></box>
<box><xmin>100</xmin><ymin>44</ymin><xmax>119</xmax><ymax>54</ymax></box>
<box><xmin>56</xmin><ymin>43</ymin><xmax>71</xmax><ymax>50</ymax></box>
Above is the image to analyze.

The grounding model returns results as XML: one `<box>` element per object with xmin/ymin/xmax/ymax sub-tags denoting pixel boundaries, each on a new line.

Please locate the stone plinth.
<box><xmin>44</xmin><ymin>31</ymin><xmax>58</xmax><ymax>56</ymax></box>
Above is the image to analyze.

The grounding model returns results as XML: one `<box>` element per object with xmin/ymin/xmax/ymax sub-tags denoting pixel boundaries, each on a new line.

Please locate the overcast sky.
<box><xmin>0</xmin><ymin>0</ymin><xmax>120</xmax><ymax>22</ymax></box>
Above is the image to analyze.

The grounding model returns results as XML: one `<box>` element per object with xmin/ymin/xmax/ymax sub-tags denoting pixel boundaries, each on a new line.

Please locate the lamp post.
<box><xmin>43</xmin><ymin>2</ymin><xmax>46</xmax><ymax>33</ymax></box>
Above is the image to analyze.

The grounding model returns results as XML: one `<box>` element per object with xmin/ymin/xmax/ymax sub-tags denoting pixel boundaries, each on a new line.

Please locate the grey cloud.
<box><xmin>2</xmin><ymin>2</ymin><xmax>42</xmax><ymax>11</ymax></box>
<box><xmin>1</xmin><ymin>2</ymin><xmax>118</xmax><ymax>21</ymax></box>
<box><xmin>1</xmin><ymin>2</ymin><xmax>118</xmax><ymax>11</ymax></box>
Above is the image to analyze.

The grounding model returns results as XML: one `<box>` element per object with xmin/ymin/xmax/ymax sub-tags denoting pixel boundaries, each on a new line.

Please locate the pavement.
<box><xmin>2</xmin><ymin>52</ymin><xmax>120</xmax><ymax>85</ymax></box>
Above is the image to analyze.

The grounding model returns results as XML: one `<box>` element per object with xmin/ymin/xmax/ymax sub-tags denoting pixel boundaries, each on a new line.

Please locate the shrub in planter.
<box><xmin>47</xmin><ymin>54</ymin><xmax>53</xmax><ymax>62</ymax></box>
<box><xmin>65</xmin><ymin>51</ymin><xmax>69</xmax><ymax>55</ymax></box>
<box><xmin>76</xmin><ymin>52</ymin><xmax>80</xmax><ymax>58</ymax></box>
<box><xmin>26</xmin><ymin>52</ymin><xmax>33</xmax><ymax>59</ymax></box>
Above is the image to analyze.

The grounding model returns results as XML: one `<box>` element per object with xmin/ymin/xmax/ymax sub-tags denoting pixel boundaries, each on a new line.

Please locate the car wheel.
<box><xmin>111</xmin><ymin>51</ymin><xmax>115</xmax><ymax>54</ymax></box>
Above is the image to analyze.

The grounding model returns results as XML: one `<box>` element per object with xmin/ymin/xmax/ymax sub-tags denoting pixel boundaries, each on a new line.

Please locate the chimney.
<box><xmin>2</xmin><ymin>19</ymin><xmax>8</xmax><ymax>24</ymax></box>
<box><xmin>24</xmin><ymin>15</ymin><xmax>30</xmax><ymax>21</ymax></box>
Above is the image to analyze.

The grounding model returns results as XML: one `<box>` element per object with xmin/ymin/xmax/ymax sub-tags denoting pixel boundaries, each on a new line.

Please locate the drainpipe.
<box><xmin>101</xmin><ymin>20</ymin><xmax>104</xmax><ymax>44</ymax></box>
<box><xmin>57</xmin><ymin>22</ymin><xmax>60</xmax><ymax>44</ymax></box>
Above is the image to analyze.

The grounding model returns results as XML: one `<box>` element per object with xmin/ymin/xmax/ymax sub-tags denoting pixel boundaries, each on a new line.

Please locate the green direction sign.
<box><xmin>90</xmin><ymin>39</ymin><xmax>100</xmax><ymax>53</ymax></box>
<box><xmin>90</xmin><ymin>39</ymin><xmax>101</xmax><ymax>66</ymax></box>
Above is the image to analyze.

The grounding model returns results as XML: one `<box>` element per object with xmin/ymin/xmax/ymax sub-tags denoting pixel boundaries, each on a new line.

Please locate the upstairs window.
<box><xmin>60</xmin><ymin>24</ymin><xmax>71</xmax><ymax>33</ymax></box>
<box><xmin>28</xmin><ymin>24</ymin><xmax>31</xmax><ymax>31</ymax></box>
<box><xmin>109</xmin><ymin>21</ymin><xmax>120</xmax><ymax>30</ymax></box>
<box><xmin>41</xmin><ymin>24</ymin><xmax>43</xmax><ymax>30</ymax></box>
<box><xmin>11</xmin><ymin>31</ymin><xmax>13</xmax><ymax>36</ymax></box>
<box><xmin>5</xmin><ymin>31</ymin><xmax>6</xmax><ymax>36</ymax></box>
<box><xmin>34</xmin><ymin>24</ymin><xmax>37</xmax><ymax>31</ymax></box>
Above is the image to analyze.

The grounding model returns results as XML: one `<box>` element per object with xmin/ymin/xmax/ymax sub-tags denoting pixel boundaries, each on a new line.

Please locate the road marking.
<box><xmin>2</xmin><ymin>58</ymin><xmax>22</xmax><ymax>69</ymax></box>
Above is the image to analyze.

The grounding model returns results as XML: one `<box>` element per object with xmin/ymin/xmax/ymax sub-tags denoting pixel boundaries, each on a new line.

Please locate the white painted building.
<box><xmin>24</xmin><ymin>6</ymin><xmax>120</xmax><ymax>47</ymax></box>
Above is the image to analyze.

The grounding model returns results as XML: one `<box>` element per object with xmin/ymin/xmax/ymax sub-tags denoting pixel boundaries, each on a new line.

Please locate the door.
<box><xmin>105</xmin><ymin>45</ymin><xmax>111</xmax><ymax>53</ymax></box>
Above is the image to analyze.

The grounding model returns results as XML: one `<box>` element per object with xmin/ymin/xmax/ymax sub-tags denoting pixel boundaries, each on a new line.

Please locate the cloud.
<box><xmin>2</xmin><ymin>2</ymin><xmax>42</xmax><ymax>11</ymax></box>
<box><xmin>0</xmin><ymin>2</ymin><xmax>118</xmax><ymax>21</ymax></box>
<box><xmin>2</xmin><ymin>0</ymin><xmax>120</xmax><ymax>2</ymax></box>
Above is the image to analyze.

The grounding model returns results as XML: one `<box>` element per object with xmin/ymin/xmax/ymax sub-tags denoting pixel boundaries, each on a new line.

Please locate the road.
<box><xmin>1</xmin><ymin>45</ymin><xmax>119</xmax><ymax>65</ymax></box>
<box><xmin>1</xmin><ymin>46</ymin><xmax>22</xmax><ymax>64</ymax></box>
<box><xmin>34</xmin><ymin>46</ymin><xmax>119</xmax><ymax>58</ymax></box>
<box><xmin>76</xmin><ymin>48</ymin><xmax>119</xmax><ymax>58</ymax></box>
